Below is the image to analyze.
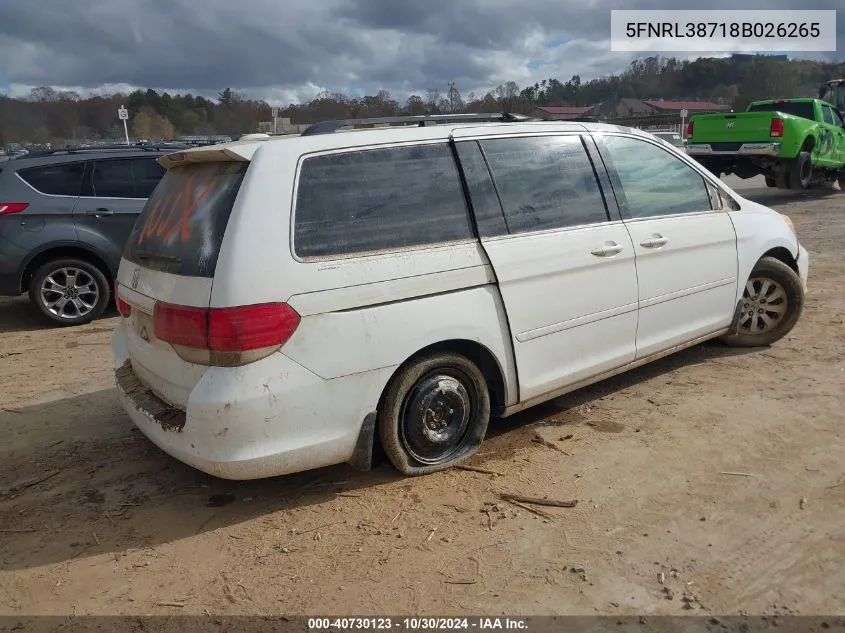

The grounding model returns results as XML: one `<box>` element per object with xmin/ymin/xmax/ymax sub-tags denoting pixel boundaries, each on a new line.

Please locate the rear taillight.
<box><xmin>116</xmin><ymin>287</ymin><xmax>132</xmax><ymax>318</ymax></box>
<box><xmin>0</xmin><ymin>203</ymin><xmax>29</xmax><ymax>216</ymax></box>
<box><xmin>153</xmin><ymin>302</ymin><xmax>300</xmax><ymax>366</ymax></box>
<box><xmin>686</xmin><ymin>120</ymin><xmax>693</xmax><ymax>138</ymax></box>
<box><xmin>770</xmin><ymin>118</ymin><xmax>784</xmax><ymax>137</ymax></box>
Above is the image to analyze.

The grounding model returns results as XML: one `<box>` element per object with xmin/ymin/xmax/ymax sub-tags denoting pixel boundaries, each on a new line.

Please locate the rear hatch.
<box><xmin>116</xmin><ymin>156</ymin><xmax>250</xmax><ymax>409</ymax></box>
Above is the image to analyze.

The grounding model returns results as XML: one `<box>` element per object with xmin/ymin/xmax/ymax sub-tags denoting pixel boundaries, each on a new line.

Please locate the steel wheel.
<box><xmin>379</xmin><ymin>352</ymin><xmax>491</xmax><ymax>476</ymax></box>
<box><xmin>40</xmin><ymin>267</ymin><xmax>100</xmax><ymax>320</ymax></box>
<box><xmin>738</xmin><ymin>277</ymin><xmax>788</xmax><ymax>335</ymax></box>
<box><xmin>399</xmin><ymin>370</ymin><xmax>474</xmax><ymax>465</ymax></box>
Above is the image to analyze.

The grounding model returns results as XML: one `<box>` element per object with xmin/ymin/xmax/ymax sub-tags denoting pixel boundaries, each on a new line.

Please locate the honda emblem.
<box><xmin>132</xmin><ymin>268</ymin><xmax>140</xmax><ymax>289</ymax></box>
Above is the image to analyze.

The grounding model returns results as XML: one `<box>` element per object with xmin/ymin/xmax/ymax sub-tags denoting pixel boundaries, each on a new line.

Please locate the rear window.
<box><xmin>747</xmin><ymin>102</ymin><xmax>815</xmax><ymax>120</ymax></box>
<box><xmin>294</xmin><ymin>143</ymin><xmax>474</xmax><ymax>259</ymax></box>
<box><xmin>17</xmin><ymin>162</ymin><xmax>86</xmax><ymax>196</ymax></box>
<box><xmin>124</xmin><ymin>161</ymin><xmax>248</xmax><ymax>277</ymax></box>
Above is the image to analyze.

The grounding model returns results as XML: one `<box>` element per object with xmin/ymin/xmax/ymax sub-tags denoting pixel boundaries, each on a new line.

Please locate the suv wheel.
<box><xmin>719</xmin><ymin>257</ymin><xmax>804</xmax><ymax>347</ymax></box>
<box><xmin>378</xmin><ymin>352</ymin><xmax>491</xmax><ymax>476</ymax></box>
<box><xmin>29</xmin><ymin>258</ymin><xmax>110</xmax><ymax>326</ymax></box>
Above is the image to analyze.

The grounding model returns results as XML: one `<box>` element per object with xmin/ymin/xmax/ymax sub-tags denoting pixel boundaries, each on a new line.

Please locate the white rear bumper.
<box><xmin>112</xmin><ymin>327</ymin><xmax>386</xmax><ymax>480</ymax></box>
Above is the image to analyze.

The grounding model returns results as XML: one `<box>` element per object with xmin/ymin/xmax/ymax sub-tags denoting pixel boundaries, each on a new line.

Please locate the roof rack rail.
<box><xmin>20</xmin><ymin>142</ymin><xmax>190</xmax><ymax>158</ymax></box>
<box><xmin>300</xmin><ymin>112</ymin><xmax>536</xmax><ymax>136</ymax></box>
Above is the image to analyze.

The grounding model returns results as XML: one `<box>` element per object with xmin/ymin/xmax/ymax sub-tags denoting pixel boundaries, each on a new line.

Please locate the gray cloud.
<box><xmin>0</xmin><ymin>0</ymin><xmax>842</xmax><ymax>103</ymax></box>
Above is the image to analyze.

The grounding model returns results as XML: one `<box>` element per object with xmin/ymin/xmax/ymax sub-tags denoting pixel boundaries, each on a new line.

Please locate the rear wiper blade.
<box><xmin>134</xmin><ymin>250</ymin><xmax>182</xmax><ymax>264</ymax></box>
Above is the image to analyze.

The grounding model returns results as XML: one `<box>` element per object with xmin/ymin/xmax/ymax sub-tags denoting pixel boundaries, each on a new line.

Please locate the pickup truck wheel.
<box><xmin>788</xmin><ymin>151</ymin><xmax>812</xmax><ymax>189</ymax></box>
<box><xmin>720</xmin><ymin>257</ymin><xmax>804</xmax><ymax>348</ymax></box>
<box><xmin>765</xmin><ymin>175</ymin><xmax>777</xmax><ymax>188</ymax></box>
<box><xmin>838</xmin><ymin>173</ymin><xmax>845</xmax><ymax>191</ymax></box>
<box><xmin>378</xmin><ymin>352</ymin><xmax>491</xmax><ymax>476</ymax></box>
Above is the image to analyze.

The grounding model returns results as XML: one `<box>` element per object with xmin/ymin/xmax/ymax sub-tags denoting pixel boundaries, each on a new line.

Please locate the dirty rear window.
<box><xmin>747</xmin><ymin>102</ymin><xmax>815</xmax><ymax>121</ymax></box>
<box><xmin>124</xmin><ymin>161</ymin><xmax>248</xmax><ymax>277</ymax></box>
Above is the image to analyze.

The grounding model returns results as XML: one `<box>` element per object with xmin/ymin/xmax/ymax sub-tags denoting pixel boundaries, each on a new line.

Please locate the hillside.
<box><xmin>1</xmin><ymin>54</ymin><xmax>843</xmax><ymax>148</ymax></box>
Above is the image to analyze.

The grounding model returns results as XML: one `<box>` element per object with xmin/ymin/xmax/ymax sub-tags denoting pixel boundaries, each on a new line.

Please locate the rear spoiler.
<box><xmin>157</xmin><ymin>144</ymin><xmax>256</xmax><ymax>169</ymax></box>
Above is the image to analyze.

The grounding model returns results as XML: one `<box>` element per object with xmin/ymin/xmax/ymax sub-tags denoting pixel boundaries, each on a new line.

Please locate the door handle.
<box><xmin>640</xmin><ymin>234</ymin><xmax>668</xmax><ymax>248</ymax></box>
<box><xmin>86</xmin><ymin>208</ymin><xmax>114</xmax><ymax>217</ymax></box>
<box><xmin>591</xmin><ymin>242</ymin><xmax>625</xmax><ymax>257</ymax></box>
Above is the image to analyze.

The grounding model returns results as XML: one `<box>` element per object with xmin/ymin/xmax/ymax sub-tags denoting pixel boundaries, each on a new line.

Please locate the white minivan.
<box><xmin>111</xmin><ymin>115</ymin><xmax>809</xmax><ymax>480</ymax></box>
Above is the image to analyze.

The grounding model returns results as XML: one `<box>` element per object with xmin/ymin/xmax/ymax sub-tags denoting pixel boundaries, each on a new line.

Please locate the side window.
<box><xmin>89</xmin><ymin>159</ymin><xmax>137</xmax><ymax>198</ymax></box>
<box><xmin>17</xmin><ymin>162</ymin><xmax>85</xmax><ymax>196</ymax></box>
<box><xmin>822</xmin><ymin>106</ymin><xmax>835</xmax><ymax>125</ymax></box>
<box><xmin>134</xmin><ymin>157</ymin><xmax>166</xmax><ymax>198</ymax></box>
<box><xmin>479</xmin><ymin>135</ymin><xmax>609</xmax><ymax>234</ymax></box>
<box><xmin>294</xmin><ymin>143</ymin><xmax>474</xmax><ymax>258</ymax></box>
<box><xmin>829</xmin><ymin>107</ymin><xmax>844</xmax><ymax>128</ymax></box>
<box><xmin>599</xmin><ymin>135</ymin><xmax>713</xmax><ymax>219</ymax></box>
<box><xmin>454</xmin><ymin>141</ymin><xmax>508</xmax><ymax>237</ymax></box>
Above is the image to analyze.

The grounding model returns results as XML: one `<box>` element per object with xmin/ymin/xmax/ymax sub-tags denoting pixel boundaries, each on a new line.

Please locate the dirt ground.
<box><xmin>1</xmin><ymin>183</ymin><xmax>844</xmax><ymax>619</ymax></box>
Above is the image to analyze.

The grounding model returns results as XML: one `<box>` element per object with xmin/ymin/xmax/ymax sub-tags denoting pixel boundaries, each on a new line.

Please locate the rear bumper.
<box><xmin>797</xmin><ymin>244</ymin><xmax>809</xmax><ymax>291</ymax></box>
<box><xmin>112</xmin><ymin>326</ymin><xmax>385</xmax><ymax>480</ymax></box>
<box><xmin>687</xmin><ymin>143</ymin><xmax>781</xmax><ymax>157</ymax></box>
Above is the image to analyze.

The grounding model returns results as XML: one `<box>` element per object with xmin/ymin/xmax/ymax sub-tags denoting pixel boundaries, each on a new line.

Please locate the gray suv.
<box><xmin>0</xmin><ymin>145</ymin><xmax>183</xmax><ymax>325</ymax></box>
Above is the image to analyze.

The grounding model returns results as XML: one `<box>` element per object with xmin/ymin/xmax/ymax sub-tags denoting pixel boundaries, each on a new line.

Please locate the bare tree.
<box><xmin>425</xmin><ymin>89</ymin><xmax>442</xmax><ymax>113</ymax></box>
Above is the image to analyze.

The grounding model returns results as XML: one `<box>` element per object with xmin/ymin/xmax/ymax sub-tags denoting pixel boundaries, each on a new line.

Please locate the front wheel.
<box><xmin>28</xmin><ymin>258</ymin><xmax>110</xmax><ymax>326</ymax></box>
<box><xmin>720</xmin><ymin>257</ymin><xmax>804</xmax><ymax>347</ymax></box>
<box><xmin>378</xmin><ymin>352</ymin><xmax>491</xmax><ymax>476</ymax></box>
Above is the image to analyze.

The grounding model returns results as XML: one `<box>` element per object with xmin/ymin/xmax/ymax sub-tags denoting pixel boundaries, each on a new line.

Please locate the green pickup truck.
<box><xmin>686</xmin><ymin>98</ymin><xmax>845</xmax><ymax>189</ymax></box>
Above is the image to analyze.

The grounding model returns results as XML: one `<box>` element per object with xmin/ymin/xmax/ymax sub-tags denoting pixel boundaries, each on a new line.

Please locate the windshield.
<box><xmin>124</xmin><ymin>161</ymin><xmax>248</xmax><ymax>277</ymax></box>
<box><xmin>747</xmin><ymin>102</ymin><xmax>815</xmax><ymax>120</ymax></box>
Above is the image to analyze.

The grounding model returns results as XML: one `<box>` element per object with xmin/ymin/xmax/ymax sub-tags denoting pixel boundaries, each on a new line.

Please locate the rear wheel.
<box><xmin>29</xmin><ymin>258</ymin><xmax>110</xmax><ymax>326</ymax></box>
<box><xmin>788</xmin><ymin>151</ymin><xmax>812</xmax><ymax>190</ymax></box>
<box><xmin>378</xmin><ymin>352</ymin><xmax>490</xmax><ymax>476</ymax></box>
<box><xmin>720</xmin><ymin>257</ymin><xmax>803</xmax><ymax>347</ymax></box>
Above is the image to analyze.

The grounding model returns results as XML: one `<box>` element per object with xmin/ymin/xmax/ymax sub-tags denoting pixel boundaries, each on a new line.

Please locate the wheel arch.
<box><xmin>377</xmin><ymin>339</ymin><xmax>509</xmax><ymax>417</ymax></box>
<box><xmin>760</xmin><ymin>246</ymin><xmax>798</xmax><ymax>273</ymax></box>
<box><xmin>801</xmin><ymin>135</ymin><xmax>816</xmax><ymax>153</ymax></box>
<box><xmin>20</xmin><ymin>243</ymin><xmax>115</xmax><ymax>294</ymax></box>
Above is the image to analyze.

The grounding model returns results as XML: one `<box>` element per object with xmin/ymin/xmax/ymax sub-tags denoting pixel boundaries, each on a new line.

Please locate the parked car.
<box><xmin>111</xmin><ymin>115</ymin><xmax>809</xmax><ymax>480</ymax></box>
<box><xmin>0</xmin><ymin>144</ymin><xmax>185</xmax><ymax>325</ymax></box>
<box><xmin>686</xmin><ymin>98</ymin><xmax>845</xmax><ymax>189</ymax></box>
<box><xmin>650</xmin><ymin>131</ymin><xmax>684</xmax><ymax>147</ymax></box>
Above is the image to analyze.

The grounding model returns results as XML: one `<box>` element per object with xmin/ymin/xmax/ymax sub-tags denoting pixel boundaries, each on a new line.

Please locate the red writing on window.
<box><xmin>137</xmin><ymin>173</ymin><xmax>223</xmax><ymax>245</ymax></box>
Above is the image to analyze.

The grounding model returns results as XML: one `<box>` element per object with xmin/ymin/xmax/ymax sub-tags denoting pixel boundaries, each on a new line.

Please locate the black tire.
<box><xmin>378</xmin><ymin>352</ymin><xmax>491</xmax><ymax>476</ymax></box>
<box><xmin>787</xmin><ymin>151</ymin><xmax>812</xmax><ymax>190</ymax></box>
<box><xmin>720</xmin><ymin>257</ymin><xmax>804</xmax><ymax>348</ymax></box>
<box><xmin>29</xmin><ymin>258</ymin><xmax>110</xmax><ymax>326</ymax></box>
<box><xmin>838</xmin><ymin>173</ymin><xmax>845</xmax><ymax>191</ymax></box>
<box><xmin>774</xmin><ymin>166</ymin><xmax>789</xmax><ymax>189</ymax></box>
<box><xmin>764</xmin><ymin>175</ymin><xmax>777</xmax><ymax>188</ymax></box>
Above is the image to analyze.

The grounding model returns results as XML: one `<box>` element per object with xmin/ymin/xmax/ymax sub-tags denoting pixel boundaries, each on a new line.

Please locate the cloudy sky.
<box><xmin>0</xmin><ymin>0</ymin><xmax>842</xmax><ymax>105</ymax></box>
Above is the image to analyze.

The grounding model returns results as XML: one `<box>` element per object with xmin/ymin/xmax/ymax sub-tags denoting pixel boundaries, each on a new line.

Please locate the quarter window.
<box><xmin>479</xmin><ymin>135</ymin><xmax>609</xmax><ymax>234</ymax></box>
<box><xmin>822</xmin><ymin>106</ymin><xmax>835</xmax><ymax>125</ymax></box>
<box><xmin>294</xmin><ymin>143</ymin><xmax>474</xmax><ymax>258</ymax></box>
<box><xmin>17</xmin><ymin>162</ymin><xmax>86</xmax><ymax>196</ymax></box>
<box><xmin>599</xmin><ymin>135</ymin><xmax>713</xmax><ymax>219</ymax></box>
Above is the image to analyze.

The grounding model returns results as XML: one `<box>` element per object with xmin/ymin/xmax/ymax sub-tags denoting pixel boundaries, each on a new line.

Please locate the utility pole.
<box><xmin>448</xmin><ymin>82</ymin><xmax>455</xmax><ymax>113</ymax></box>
